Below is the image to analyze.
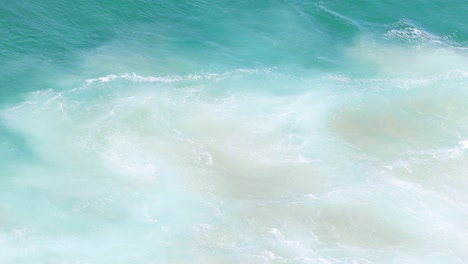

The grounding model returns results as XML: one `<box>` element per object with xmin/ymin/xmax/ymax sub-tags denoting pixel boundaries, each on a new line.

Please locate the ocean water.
<box><xmin>1</xmin><ymin>0</ymin><xmax>468</xmax><ymax>263</ymax></box>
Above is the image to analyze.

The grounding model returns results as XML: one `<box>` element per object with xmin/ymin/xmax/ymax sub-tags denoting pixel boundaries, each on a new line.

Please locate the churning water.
<box><xmin>1</xmin><ymin>1</ymin><xmax>468</xmax><ymax>263</ymax></box>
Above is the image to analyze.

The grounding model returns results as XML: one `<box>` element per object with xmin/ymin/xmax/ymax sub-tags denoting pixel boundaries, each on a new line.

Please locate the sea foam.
<box><xmin>2</xmin><ymin>54</ymin><xmax>468</xmax><ymax>262</ymax></box>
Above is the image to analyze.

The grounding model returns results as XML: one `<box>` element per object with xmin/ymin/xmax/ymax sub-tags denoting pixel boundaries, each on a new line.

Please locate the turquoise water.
<box><xmin>1</xmin><ymin>0</ymin><xmax>468</xmax><ymax>263</ymax></box>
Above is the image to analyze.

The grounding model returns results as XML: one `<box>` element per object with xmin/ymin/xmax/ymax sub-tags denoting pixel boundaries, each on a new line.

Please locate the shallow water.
<box><xmin>1</xmin><ymin>1</ymin><xmax>468</xmax><ymax>263</ymax></box>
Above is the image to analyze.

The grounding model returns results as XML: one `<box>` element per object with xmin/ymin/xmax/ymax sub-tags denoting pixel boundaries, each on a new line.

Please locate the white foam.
<box><xmin>384</xmin><ymin>26</ymin><xmax>440</xmax><ymax>45</ymax></box>
<box><xmin>85</xmin><ymin>72</ymin><xmax>195</xmax><ymax>84</ymax></box>
<box><xmin>459</xmin><ymin>139</ymin><xmax>468</xmax><ymax>150</ymax></box>
<box><xmin>347</xmin><ymin>35</ymin><xmax>468</xmax><ymax>77</ymax></box>
<box><xmin>3</xmin><ymin>61</ymin><xmax>468</xmax><ymax>262</ymax></box>
<box><xmin>83</xmin><ymin>68</ymin><xmax>277</xmax><ymax>86</ymax></box>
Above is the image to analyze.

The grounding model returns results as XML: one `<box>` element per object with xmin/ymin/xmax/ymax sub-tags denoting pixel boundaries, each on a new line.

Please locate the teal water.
<box><xmin>1</xmin><ymin>0</ymin><xmax>468</xmax><ymax>263</ymax></box>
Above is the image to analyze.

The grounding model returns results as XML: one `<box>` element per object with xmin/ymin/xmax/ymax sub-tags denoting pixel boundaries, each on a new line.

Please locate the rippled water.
<box><xmin>1</xmin><ymin>1</ymin><xmax>468</xmax><ymax>263</ymax></box>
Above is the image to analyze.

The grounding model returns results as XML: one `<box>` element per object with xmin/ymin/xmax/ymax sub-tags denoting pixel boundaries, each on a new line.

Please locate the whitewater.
<box><xmin>1</xmin><ymin>0</ymin><xmax>467</xmax><ymax>263</ymax></box>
